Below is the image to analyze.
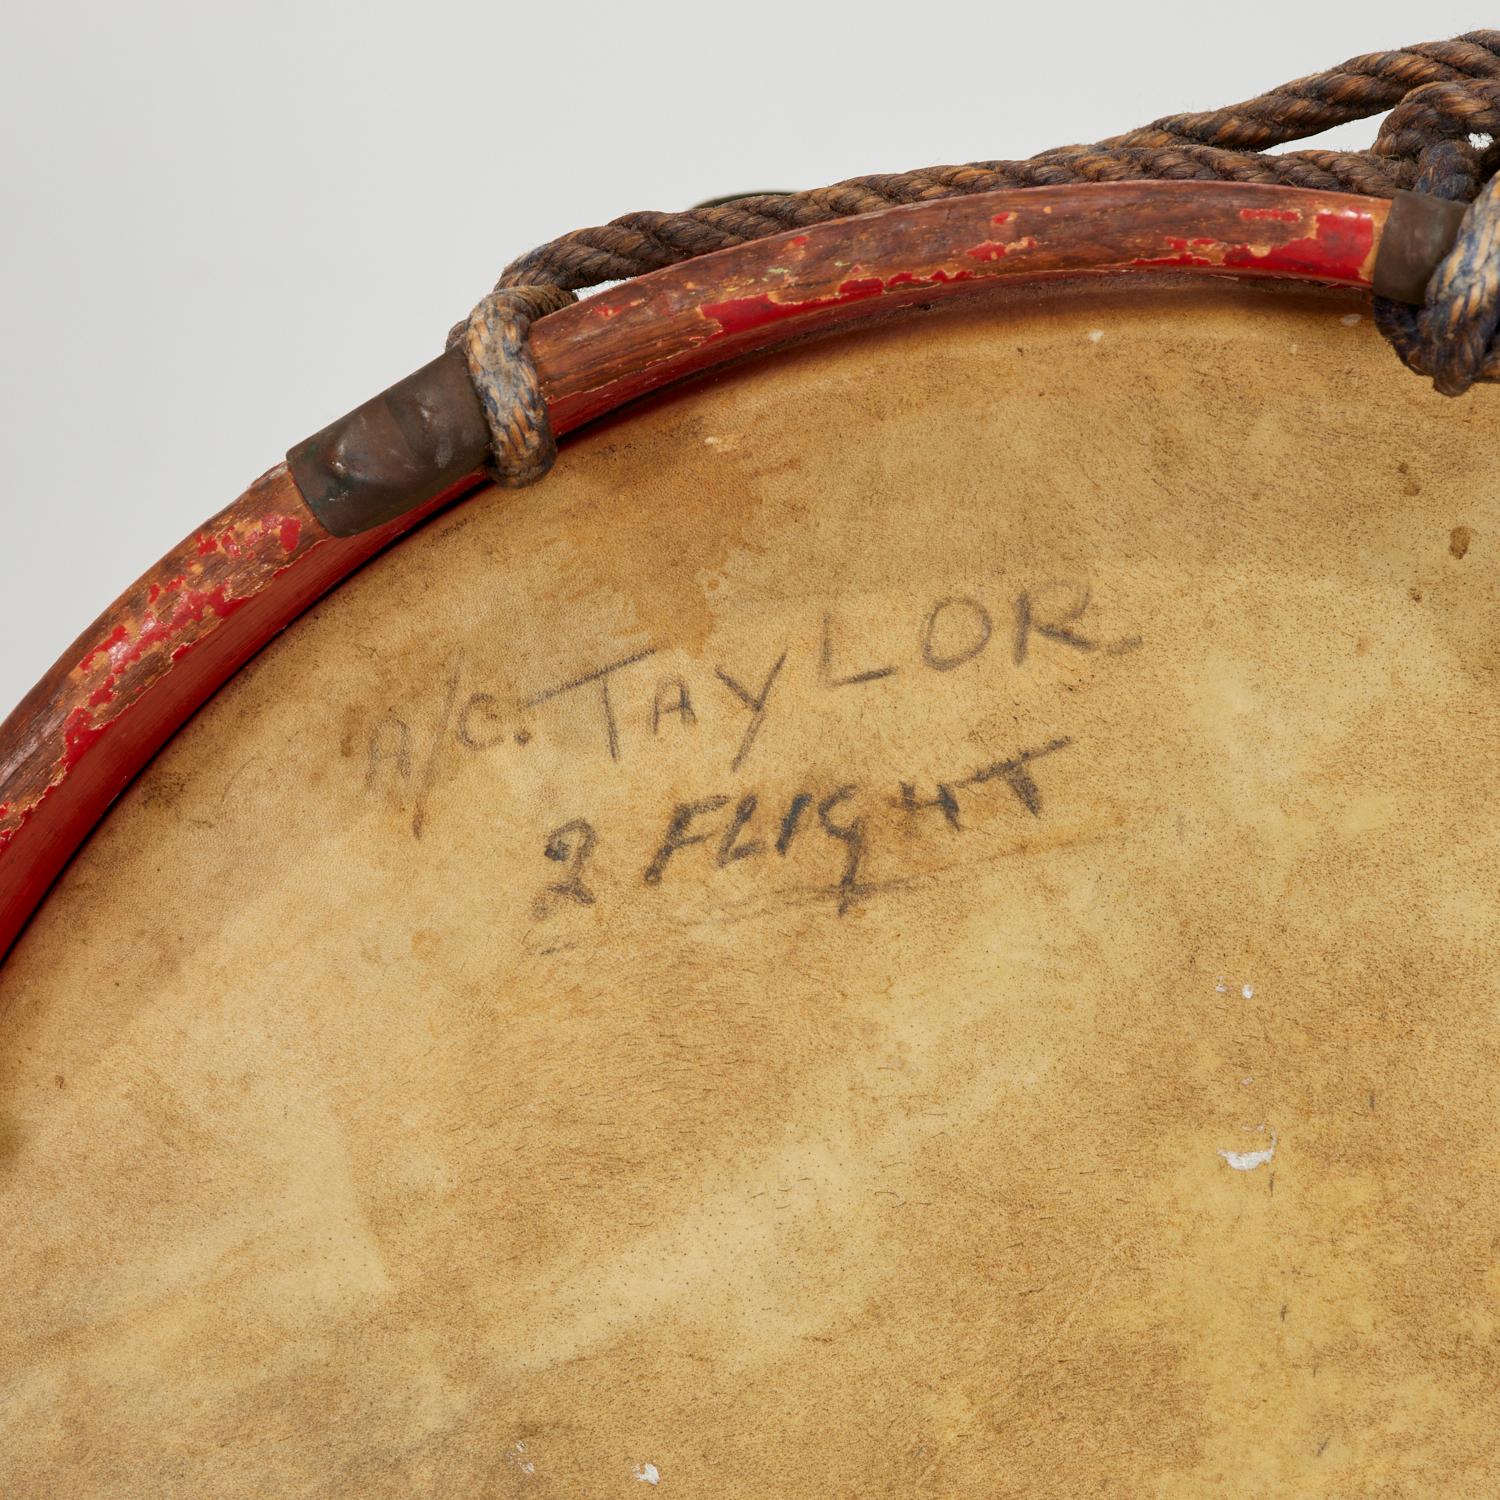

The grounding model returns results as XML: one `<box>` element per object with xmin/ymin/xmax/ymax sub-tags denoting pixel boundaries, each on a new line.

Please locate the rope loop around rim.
<box><xmin>456</xmin><ymin>31</ymin><xmax>1500</xmax><ymax>484</ymax></box>
<box><xmin>1371</xmin><ymin>77</ymin><xmax>1500</xmax><ymax>394</ymax></box>
<box><xmin>445</xmin><ymin>285</ymin><xmax>576</xmax><ymax>487</ymax></box>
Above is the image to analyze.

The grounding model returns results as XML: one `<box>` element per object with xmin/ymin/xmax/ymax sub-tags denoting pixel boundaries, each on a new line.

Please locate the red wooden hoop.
<box><xmin>0</xmin><ymin>179</ymin><xmax>1387</xmax><ymax>960</ymax></box>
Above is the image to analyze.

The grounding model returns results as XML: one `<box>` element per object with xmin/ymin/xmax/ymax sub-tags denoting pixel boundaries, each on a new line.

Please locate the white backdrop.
<box><xmin>0</xmin><ymin>2</ymin><xmax>1485</xmax><ymax>717</ymax></box>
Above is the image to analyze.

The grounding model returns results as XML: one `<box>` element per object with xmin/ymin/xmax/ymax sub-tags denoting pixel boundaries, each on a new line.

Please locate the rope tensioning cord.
<box><xmin>317</xmin><ymin>32</ymin><xmax>1500</xmax><ymax>514</ymax></box>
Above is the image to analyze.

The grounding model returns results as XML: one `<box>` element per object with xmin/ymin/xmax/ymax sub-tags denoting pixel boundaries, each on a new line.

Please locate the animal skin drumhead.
<box><xmin>2</xmin><ymin>280</ymin><xmax>1498</xmax><ymax>1497</ymax></box>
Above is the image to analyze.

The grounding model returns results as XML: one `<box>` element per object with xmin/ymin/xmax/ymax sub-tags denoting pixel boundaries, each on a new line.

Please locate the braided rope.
<box><xmin>496</xmin><ymin>34</ymin><xmax>1500</xmax><ymax>293</ymax></box>
<box><xmin>461</xmin><ymin>32</ymin><xmax>1500</xmax><ymax>484</ymax></box>
<box><xmin>449</xmin><ymin>285</ymin><xmax>577</xmax><ymax>486</ymax></box>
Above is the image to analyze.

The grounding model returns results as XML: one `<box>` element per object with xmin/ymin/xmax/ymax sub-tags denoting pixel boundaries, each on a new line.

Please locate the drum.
<box><xmin>3</xmin><ymin>180</ymin><xmax>1498</xmax><ymax>1496</ymax></box>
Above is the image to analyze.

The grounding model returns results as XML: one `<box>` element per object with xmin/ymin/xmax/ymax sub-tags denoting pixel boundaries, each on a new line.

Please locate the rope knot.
<box><xmin>1377</xmin><ymin>173</ymin><xmax>1500</xmax><ymax>395</ymax></box>
<box><xmin>449</xmin><ymin>284</ymin><xmax>577</xmax><ymax>486</ymax></box>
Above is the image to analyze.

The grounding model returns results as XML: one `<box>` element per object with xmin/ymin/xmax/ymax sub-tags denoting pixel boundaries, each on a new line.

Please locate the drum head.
<box><xmin>3</xmin><ymin>279</ymin><xmax>1498</xmax><ymax>1496</ymax></box>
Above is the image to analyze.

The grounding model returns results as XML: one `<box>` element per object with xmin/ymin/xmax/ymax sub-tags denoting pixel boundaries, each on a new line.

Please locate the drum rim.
<box><xmin>0</xmin><ymin>179</ymin><xmax>1388</xmax><ymax>962</ymax></box>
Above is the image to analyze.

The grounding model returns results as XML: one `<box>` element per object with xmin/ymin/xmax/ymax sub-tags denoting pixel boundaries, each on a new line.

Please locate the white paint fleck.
<box><xmin>1241</xmin><ymin>984</ymin><xmax>1254</xmax><ymax>1000</ymax></box>
<box><xmin>1240</xmin><ymin>1076</ymin><xmax>1255</xmax><ymax>1087</ymax></box>
<box><xmin>1215</xmin><ymin>977</ymin><xmax>1228</xmax><ymax>994</ymax></box>
<box><xmin>1087</xmin><ymin>328</ymin><xmax>1104</xmax><ymax>343</ymax></box>
<box><xmin>1340</xmin><ymin>313</ymin><xmax>1361</xmax><ymax>326</ymax></box>
<box><xmin>1220</xmin><ymin>1128</ymin><xmax>1276</xmax><ymax>1171</ymax></box>
<box><xmin>703</xmin><ymin>435</ymin><xmax>719</xmax><ymax>445</ymax></box>
<box><xmin>635</xmin><ymin>1462</ymin><xmax>661</xmax><ymax>1484</ymax></box>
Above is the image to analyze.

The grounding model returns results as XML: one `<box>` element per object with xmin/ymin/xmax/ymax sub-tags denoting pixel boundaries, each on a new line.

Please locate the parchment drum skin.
<box><xmin>2</xmin><ymin>282</ymin><xmax>1499</xmax><ymax>1497</ymax></box>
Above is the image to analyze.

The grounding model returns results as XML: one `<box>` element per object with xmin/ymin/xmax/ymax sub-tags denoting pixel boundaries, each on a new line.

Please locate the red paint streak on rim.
<box><xmin>1223</xmin><ymin>208</ymin><xmax>1375</xmax><ymax>278</ymax></box>
<box><xmin>966</xmin><ymin>235</ymin><xmax>1038</xmax><ymax>262</ymax></box>
<box><xmin>0</xmin><ymin>482</ymin><xmax>455</xmax><ymax>946</ymax></box>
<box><xmin>0</xmin><ymin>181</ymin><xmax>1388</xmax><ymax>961</ymax></box>
<box><xmin>1131</xmin><ymin>235</ymin><xmax>1230</xmax><ymax>269</ymax></box>
<box><xmin>1130</xmin><ymin>209</ymin><xmax>1376</xmax><ymax>281</ymax></box>
<box><xmin>702</xmin><ymin>275</ymin><xmax>888</xmax><ymax>336</ymax></box>
<box><xmin>77</xmin><ymin>624</ymin><xmax>128</xmax><ymax>674</ymax></box>
<box><xmin>699</xmin><ymin>265</ymin><xmax>993</xmax><ymax>340</ymax></box>
<box><xmin>542</xmin><ymin>183</ymin><xmax>1383</xmax><ymax>435</ymax></box>
<box><xmin>194</xmin><ymin>512</ymin><xmax>303</xmax><ymax>561</ymax></box>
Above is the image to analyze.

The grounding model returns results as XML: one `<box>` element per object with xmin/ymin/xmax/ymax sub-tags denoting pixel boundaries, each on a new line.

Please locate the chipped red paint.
<box><xmin>1129</xmin><ymin>209</ymin><xmax>1376</xmax><ymax>282</ymax></box>
<box><xmin>0</xmin><ymin>180</ymin><xmax>1393</xmax><ymax>961</ymax></box>
<box><xmin>882</xmin><ymin>268</ymin><xmax>977</xmax><ymax>290</ymax></box>
<box><xmin>1129</xmin><ymin>236</ymin><xmax>1217</xmax><ymax>269</ymax></box>
<box><xmin>194</xmin><ymin>513</ymin><xmax>304</xmax><ymax>563</ymax></box>
<box><xmin>0</xmin><ymin>813</ymin><xmax>25</xmax><ymax>857</ymax></box>
<box><xmin>967</xmin><ymin>235</ymin><xmax>1038</xmax><ymax>262</ymax></box>
<box><xmin>702</xmin><ymin>275</ymin><xmax>888</xmax><ymax>337</ymax></box>
<box><xmin>1223</xmin><ymin>208</ymin><xmax>1375</xmax><ymax>279</ymax></box>
<box><xmin>699</xmin><ymin>263</ymin><xmax>996</xmax><ymax>349</ymax></box>
<box><xmin>1128</xmin><ymin>210</ymin><xmax>1374</xmax><ymax>282</ymax></box>
<box><xmin>60</xmin><ymin>706</ymin><xmax>107</xmax><ymax>770</ymax></box>
<box><xmin>542</xmin><ymin>184</ymin><xmax>1385</xmax><ymax>435</ymax></box>
<box><xmin>702</xmin><ymin>267</ymin><xmax>980</xmax><ymax>336</ymax></box>
<box><xmin>0</xmin><ymin>486</ymin><xmax>408</xmax><ymax>948</ymax></box>
<box><xmin>78</xmin><ymin>624</ymin><xmax>128</xmax><ymax>674</ymax></box>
